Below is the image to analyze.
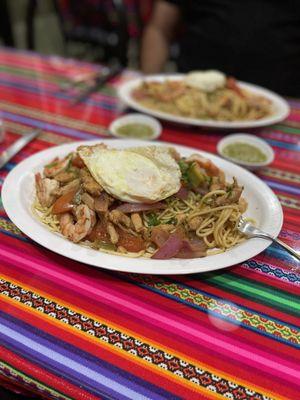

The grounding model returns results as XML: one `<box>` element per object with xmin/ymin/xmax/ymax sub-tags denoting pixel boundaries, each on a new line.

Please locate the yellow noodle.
<box><xmin>134</xmin><ymin>82</ymin><xmax>271</xmax><ymax>121</ymax></box>
<box><xmin>33</xmin><ymin>185</ymin><xmax>246</xmax><ymax>258</ymax></box>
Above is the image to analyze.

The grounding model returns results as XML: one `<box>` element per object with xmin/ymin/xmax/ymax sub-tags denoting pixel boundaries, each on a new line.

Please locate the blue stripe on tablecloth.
<box><xmin>0</xmin><ymin>162</ymin><xmax>16</xmax><ymax>172</ymax></box>
<box><xmin>0</xmin><ymin>312</ymin><xmax>176</xmax><ymax>400</ymax></box>
<box><xmin>265</xmin><ymin>246</ymin><xmax>300</xmax><ymax>266</ymax></box>
<box><xmin>2</xmin><ymin>111</ymin><xmax>99</xmax><ymax>140</ymax></box>
<box><xmin>263</xmin><ymin>179</ymin><xmax>300</xmax><ymax>196</ymax></box>
<box><xmin>265</xmin><ymin>139</ymin><xmax>300</xmax><ymax>151</ymax></box>
<box><xmin>242</xmin><ymin>260</ymin><xmax>300</xmax><ymax>285</ymax></box>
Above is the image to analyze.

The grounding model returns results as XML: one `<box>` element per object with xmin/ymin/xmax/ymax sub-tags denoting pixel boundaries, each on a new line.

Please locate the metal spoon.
<box><xmin>237</xmin><ymin>216</ymin><xmax>300</xmax><ymax>262</ymax></box>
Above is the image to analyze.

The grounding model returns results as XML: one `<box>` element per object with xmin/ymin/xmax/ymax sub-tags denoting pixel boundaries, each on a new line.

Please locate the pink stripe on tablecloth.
<box><xmin>1</xmin><ymin>245</ymin><xmax>299</xmax><ymax>384</ymax></box>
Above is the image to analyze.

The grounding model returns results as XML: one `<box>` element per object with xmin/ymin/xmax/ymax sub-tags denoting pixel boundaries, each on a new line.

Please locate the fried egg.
<box><xmin>78</xmin><ymin>144</ymin><xmax>181</xmax><ymax>203</ymax></box>
<box><xmin>184</xmin><ymin>70</ymin><xmax>226</xmax><ymax>92</ymax></box>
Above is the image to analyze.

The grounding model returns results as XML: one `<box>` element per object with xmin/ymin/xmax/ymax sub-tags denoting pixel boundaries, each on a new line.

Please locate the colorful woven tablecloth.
<box><xmin>0</xmin><ymin>48</ymin><xmax>299</xmax><ymax>400</ymax></box>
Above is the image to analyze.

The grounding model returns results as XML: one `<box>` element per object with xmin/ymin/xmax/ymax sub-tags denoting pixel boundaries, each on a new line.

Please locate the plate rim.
<box><xmin>118</xmin><ymin>74</ymin><xmax>290</xmax><ymax>129</ymax></box>
<box><xmin>2</xmin><ymin>139</ymin><xmax>283</xmax><ymax>275</ymax></box>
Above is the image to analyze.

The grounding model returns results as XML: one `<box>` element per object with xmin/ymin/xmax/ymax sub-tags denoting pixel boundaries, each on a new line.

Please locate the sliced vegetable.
<box><xmin>45</xmin><ymin>159</ymin><xmax>59</xmax><ymax>168</ymax></box>
<box><xmin>52</xmin><ymin>189</ymin><xmax>77</xmax><ymax>214</ymax></box>
<box><xmin>116</xmin><ymin>202</ymin><xmax>166</xmax><ymax>213</ymax></box>
<box><xmin>176</xmin><ymin>185</ymin><xmax>189</xmax><ymax>200</ymax></box>
<box><xmin>72</xmin><ymin>154</ymin><xmax>85</xmax><ymax>168</ymax></box>
<box><xmin>117</xmin><ymin>230</ymin><xmax>146</xmax><ymax>252</ymax></box>
<box><xmin>175</xmin><ymin>238</ymin><xmax>207</xmax><ymax>259</ymax></box>
<box><xmin>150</xmin><ymin>226</ymin><xmax>170</xmax><ymax>247</ymax></box>
<box><xmin>178</xmin><ymin>159</ymin><xmax>191</xmax><ymax>185</ymax></box>
<box><xmin>147</xmin><ymin>213</ymin><xmax>160</xmax><ymax>227</ymax></box>
<box><xmin>185</xmin><ymin>154</ymin><xmax>220</xmax><ymax>177</ymax></box>
<box><xmin>188</xmin><ymin>163</ymin><xmax>206</xmax><ymax>188</ymax></box>
<box><xmin>86</xmin><ymin>220</ymin><xmax>110</xmax><ymax>243</ymax></box>
<box><xmin>226</xmin><ymin>77</ymin><xmax>245</xmax><ymax>98</ymax></box>
<box><xmin>166</xmin><ymin>217</ymin><xmax>177</xmax><ymax>225</ymax></box>
<box><xmin>151</xmin><ymin>233</ymin><xmax>184</xmax><ymax>259</ymax></box>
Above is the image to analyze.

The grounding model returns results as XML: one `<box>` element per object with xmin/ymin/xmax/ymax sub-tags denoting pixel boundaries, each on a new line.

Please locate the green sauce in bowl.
<box><xmin>222</xmin><ymin>142</ymin><xmax>267</xmax><ymax>163</ymax></box>
<box><xmin>116</xmin><ymin>123</ymin><xmax>154</xmax><ymax>139</ymax></box>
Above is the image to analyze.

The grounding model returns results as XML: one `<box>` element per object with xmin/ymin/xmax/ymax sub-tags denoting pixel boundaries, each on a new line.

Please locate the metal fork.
<box><xmin>237</xmin><ymin>216</ymin><xmax>300</xmax><ymax>262</ymax></box>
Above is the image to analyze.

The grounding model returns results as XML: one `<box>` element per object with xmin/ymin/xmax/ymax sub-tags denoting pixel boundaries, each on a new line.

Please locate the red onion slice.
<box><xmin>176</xmin><ymin>186</ymin><xmax>189</xmax><ymax>200</ymax></box>
<box><xmin>152</xmin><ymin>233</ymin><xmax>184</xmax><ymax>259</ymax></box>
<box><xmin>116</xmin><ymin>202</ymin><xmax>166</xmax><ymax>213</ymax></box>
<box><xmin>175</xmin><ymin>238</ymin><xmax>207</xmax><ymax>259</ymax></box>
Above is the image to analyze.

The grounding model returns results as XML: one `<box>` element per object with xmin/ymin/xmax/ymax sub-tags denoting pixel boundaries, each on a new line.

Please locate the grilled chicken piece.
<box><xmin>94</xmin><ymin>192</ymin><xmax>113</xmax><ymax>213</ymax></box>
<box><xmin>80</xmin><ymin>169</ymin><xmax>102</xmax><ymax>196</ymax></box>
<box><xmin>107</xmin><ymin>222</ymin><xmax>119</xmax><ymax>244</ymax></box>
<box><xmin>131</xmin><ymin>213</ymin><xmax>144</xmax><ymax>232</ymax></box>
<box><xmin>109</xmin><ymin>210</ymin><xmax>131</xmax><ymax>227</ymax></box>
<box><xmin>81</xmin><ymin>192</ymin><xmax>95</xmax><ymax>210</ymax></box>
<box><xmin>54</xmin><ymin>179</ymin><xmax>80</xmax><ymax>197</ymax></box>
<box><xmin>188</xmin><ymin>216</ymin><xmax>203</xmax><ymax>231</ymax></box>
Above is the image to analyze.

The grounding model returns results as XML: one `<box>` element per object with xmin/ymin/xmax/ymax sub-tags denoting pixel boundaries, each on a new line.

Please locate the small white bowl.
<box><xmin>109</xmin><ymin>113</ymin><xmax>162</xmax><ymax>140</ymax></box>
<box><xmin>217</xmin><ymin>133</ymin><xmax>275</xmax><ymax>170</ymax></box>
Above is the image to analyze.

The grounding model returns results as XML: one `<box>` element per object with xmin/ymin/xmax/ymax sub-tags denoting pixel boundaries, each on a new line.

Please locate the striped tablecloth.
<box><xmin>0</xmin><ymin>48</ymin><xmax>299</xmax><ymax>400</ymax></box>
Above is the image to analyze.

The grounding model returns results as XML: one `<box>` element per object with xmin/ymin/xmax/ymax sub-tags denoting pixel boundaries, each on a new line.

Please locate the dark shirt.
<box><xmin>166</xmin><ymin>0</ymin><xmax>300</xmax><ymax>96</ymax></box>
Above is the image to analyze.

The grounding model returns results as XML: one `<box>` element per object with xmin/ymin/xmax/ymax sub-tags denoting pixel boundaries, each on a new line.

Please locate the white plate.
<box><xmin>2</xmin><ymin>139</ymin><xmax>283</xmax><ymax>275</ymax></box>
<box><xmin>118</xmin><ymin>74</ymin><xmax>290</xmax><ymax>129</ymax></box>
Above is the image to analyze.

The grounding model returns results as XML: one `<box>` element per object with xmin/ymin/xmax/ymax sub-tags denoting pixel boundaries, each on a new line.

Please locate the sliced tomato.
<box><xmin>52</xmin><ymin>190</ymin><xmax>77</xmax><ymax>214</ymax></box>
<box><xmin>86</xmin><ymin>220</ymin><xmax>110</xmax><ymax>243</ymax></box>
<box><xmin>226</xmin><ymin>77</ymin><xmax>245</xmax><ymax>98</ymax></box>
<box><xmin>72</xmin><ymin>154</ymin><xmax>85</xmax><ymax>168</ymax></box>
<box><xmin>117</xmin><ymin>229</ymin><xmax>146</xmax><ymax>252</ymax></box>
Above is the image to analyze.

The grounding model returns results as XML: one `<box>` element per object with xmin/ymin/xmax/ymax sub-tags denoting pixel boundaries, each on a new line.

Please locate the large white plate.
<box><xmin>2</xmin><ymin>139</ymin><xmax>283</xmax><ymax>275</ymax></box>
<box><xmin>118</xmin><ymin>74</ymin><xmax>290</xmax><ymax>129</ymax></box>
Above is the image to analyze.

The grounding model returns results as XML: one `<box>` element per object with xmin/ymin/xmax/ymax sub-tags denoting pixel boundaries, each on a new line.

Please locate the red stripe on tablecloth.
<box><xmin>234</xmin><ymin>267</ymin><xmax>300</xmax><ymax>296</ymax></box>
<box><xmin>255</xmin><ymin>252</ymin><xmax>299</xmax><ymax>271</ymax></box>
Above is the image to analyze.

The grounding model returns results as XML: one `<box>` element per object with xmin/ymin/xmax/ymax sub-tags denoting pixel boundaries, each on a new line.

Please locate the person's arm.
<box><xmin>140</xmin><ymin>1</ymin><xmax>180</xmax><ymax>74</ymax></box>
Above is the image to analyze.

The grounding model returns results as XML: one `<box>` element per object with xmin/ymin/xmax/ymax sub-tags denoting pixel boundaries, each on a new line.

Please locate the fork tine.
<box><xmin>237</xmin><ymin>216</ymin><xmax>245</xmax><ymax>228</ymax></box>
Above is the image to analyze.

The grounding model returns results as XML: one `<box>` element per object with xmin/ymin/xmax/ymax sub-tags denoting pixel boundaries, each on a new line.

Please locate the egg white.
<box><xmin>78</xmin><ymin>145</ymin><xmax>181</xmax><ymax>203</ymax></box>
<box><xmin>184</xmin><ymin>70</ymin><xmax>226</xmax><ymax>92</ymax></box>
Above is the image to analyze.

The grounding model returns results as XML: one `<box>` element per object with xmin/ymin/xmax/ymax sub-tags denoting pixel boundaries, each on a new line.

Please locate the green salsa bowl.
<box><xmin>109</xmin><ymin>113</ymin><xmax>162</xmax><ymax>141</ymax></box>
<box><xmin>217</xmin><ymin>133</ymin><xmax>275</xmax><ymax>170</ymax></box>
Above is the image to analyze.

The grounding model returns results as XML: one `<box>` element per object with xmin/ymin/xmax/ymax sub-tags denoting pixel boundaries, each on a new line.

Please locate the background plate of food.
<box><xmin>118</xmin><ymin>71</ymin><xmax>290</xmax><ymax>129</ymax></box>
<box><xmin>2</xmin><ymin>139</ymin><xmax>283</xmax><ymax>274</ymax></box>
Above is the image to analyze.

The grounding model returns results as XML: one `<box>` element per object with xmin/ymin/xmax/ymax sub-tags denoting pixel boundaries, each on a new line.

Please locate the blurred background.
<box><xmin>1</xmin><ymin>0</ymin><xmax>300</xmax><ymax>96</ymax></box>
<box><xmin>0</xmin><ymin>0</ymin><xmax>155</xmax><ymax>68</ymax></box>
